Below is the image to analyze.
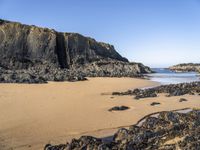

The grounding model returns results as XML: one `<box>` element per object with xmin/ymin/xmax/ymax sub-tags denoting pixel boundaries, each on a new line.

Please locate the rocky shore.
<box><xmin>0</xmin><ymin>19</ymin><xmax>152</xmax><ymax>83</ymax></box>
<box><xmin>44</xmin><ymin>108</ymin><xmax>200</xmax><ymax>150</ymax></box>
<box><xmin>113</xmin><ymin>81</ymin><xmax>200</xmax><ymax>99</ymax></box>
<box><xmin>169</xmin><ymin>63</ymin><xmax>200</xmax><ymax>73</ymax></box>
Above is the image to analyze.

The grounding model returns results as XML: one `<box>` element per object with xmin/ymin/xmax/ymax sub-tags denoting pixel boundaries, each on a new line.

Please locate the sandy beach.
<box><xmin>0</xmin><ymin>77</ymin><xmax>200</xmax><ymax>150</ymax></box>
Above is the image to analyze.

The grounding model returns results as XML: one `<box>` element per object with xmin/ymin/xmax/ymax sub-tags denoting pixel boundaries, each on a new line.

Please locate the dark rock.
<box><xmin>113</xmin><ymin>81</ymin><xmax>200</xmax><ymax>99</ymax></box>
<box><xmin>44</xmin><ymin>143</ymin><xmax>68</xmax><ymax>150</ymax></box>
<box><xmin>179</xmin><ymin>98</ymin><xmax>188</xmax><ymax>102</ymax></box>
<box><xmin>140</xmin><ymin>116</ymin><xmax>170</xmax><ymax>130</ymax></box>
<box><xmin>150</xmin><ymin>102</ymin><xmax>161</xmax><ymax>106</ymax></box>
<box><xmin>108</xmin><ymin>106</ymin><xmax>130</xmax><ymax>111</ymax></box>
<box><xmin>113</xmin><ymin>128</ymin><xmax>129</xmax><ymax>142</ymax></box>
<box><xmin>0</xmin><ymin>19</ymin><xmax>153</xmax><ymax>83</ymax></box>
<box><xmin>45</xmin><ymin>109</ymin><xmax>200</xmax><ymax>150</ymax></box>
<box><xmin>169</xmin><ymin>63</ymin><xmax>200</xmax><ymax>73</ymax></box>
<box><xmin>134</xmin><ymin>89</ymin><xmax>157</xmax><ymax>99</ymax></box>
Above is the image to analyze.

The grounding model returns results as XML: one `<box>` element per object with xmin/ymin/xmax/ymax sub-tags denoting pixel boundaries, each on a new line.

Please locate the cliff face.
<box><xmin>0</xmin><ymin>19</ymin><xmax>152</xmax><ymax>83</ymax></box>
<box><xmin>0</xmin><ymin>19</ymin><xmax>127</xmax><ymax>69</ymax></box>
<box><xmin>169</xmin><ymin>63</ymin><xmax>200</xmax><ymax>73</ymax></box>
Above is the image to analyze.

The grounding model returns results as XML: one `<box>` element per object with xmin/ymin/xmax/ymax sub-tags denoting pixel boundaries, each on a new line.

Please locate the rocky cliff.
<box><xmin>0</xmin><ymin>19</ymin><xmax>152</xmax><ymax>83</ymax></box>
<box><xmin>169</xmin><ymin>63</ymin><xmax>200</xmax><ymax>73</ymax></box>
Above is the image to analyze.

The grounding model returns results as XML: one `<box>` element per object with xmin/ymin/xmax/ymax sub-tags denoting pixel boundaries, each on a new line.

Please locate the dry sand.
<box><xmin>0</xmin><ymin>77</ymin><xmax>199</xmax><ymax>150</ymax></box>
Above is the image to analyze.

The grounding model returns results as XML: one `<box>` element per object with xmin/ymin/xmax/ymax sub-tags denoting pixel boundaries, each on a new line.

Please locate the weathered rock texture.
<box><xmin>113</xmin><ymin>81</ymin><xmax>200</xmax><ymax>99</ymax></box>
<box><xmin>169</xmin><ymin>63</ymin><xmax>200</xmax><ymax>73</ymax></box>
<box><xmin>44</xmin><ymin>108</ymin><xmax>200</xmax><ymax>150</ymax></box>
<box><xmin>0</xmin><ymin>19</ymin><xmax>152</xmax><ymax>83</ymax></box>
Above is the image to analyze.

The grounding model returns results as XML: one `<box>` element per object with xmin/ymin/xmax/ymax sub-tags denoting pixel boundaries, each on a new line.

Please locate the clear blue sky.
<box><xmin>0</xmin><ymin>0</ymin><xmax>200</xmax><ymax>67</ymax></box>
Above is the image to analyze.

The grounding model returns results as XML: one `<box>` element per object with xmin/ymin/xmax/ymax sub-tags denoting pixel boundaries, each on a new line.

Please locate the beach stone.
<box><xmin>150</xmin><ymin>102</ymin><xmax>161</xmax><ymax>106</ymax></box>
<box><xmin>108</xmin><ymin>106</ymin><xmax>130</xmax><ymax>111</ymax></box>
<box><xmin>134</xmin><ymin>89</ymin><xmax>157</xmax><ymax>99</ymax></box>
<box><xmin>44</xmin><ymin>144</ymin><xmax>68</xmax><ymax>150</ymax></box>
<box><xmin>67</xmin><ymin>136</ymin><xmax>104</xmax><ymax>150</ymax></box>
<box><xmin>179</xmin><ymin>98</ymin><xmax>188</xmax><ymax>102</ymax></box>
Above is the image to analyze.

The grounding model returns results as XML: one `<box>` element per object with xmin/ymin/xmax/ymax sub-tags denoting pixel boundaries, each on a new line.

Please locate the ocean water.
<box><xmin>147</xmin><ymin>68</ymin><xmax>200</xmax><ymax>85</ymax></box>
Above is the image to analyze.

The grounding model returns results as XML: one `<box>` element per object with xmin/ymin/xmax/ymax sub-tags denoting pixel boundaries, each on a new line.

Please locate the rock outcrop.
<box><xmin>0</xmin><ymin>19</ymin><xmax>152</xmax><ymax>83</ymax></box>
<box><xmin>169</xmin><ymin>63</ymin><xmax>200</xmax><ymax>73</ymax></box>
<box><xmin>113</xmin><ymin>81</ymin><xmax>200</xmax><ymax>99</ymax></box>
<box><xmin>44</xmin><ymin>108</ymin><xmax>200</xmax><ymax>150</ymax></box>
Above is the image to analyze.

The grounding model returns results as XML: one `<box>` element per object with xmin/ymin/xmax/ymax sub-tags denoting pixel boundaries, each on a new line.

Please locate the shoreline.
<box><xmin>0</xmin><ymin>77</ymin><xmax>200</xmax><ymax>150</ymax></box>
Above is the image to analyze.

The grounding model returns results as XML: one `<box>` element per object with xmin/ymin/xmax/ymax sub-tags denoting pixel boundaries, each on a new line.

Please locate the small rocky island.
<box><xmin>169</xmin><ymin>63</ymin><xmax>200</xmax><ymax>73</ymax></box>
<box><xmin>0</xmin><ymin>19</ymin><xmax>152</xmax><ymax>83</ymax></box>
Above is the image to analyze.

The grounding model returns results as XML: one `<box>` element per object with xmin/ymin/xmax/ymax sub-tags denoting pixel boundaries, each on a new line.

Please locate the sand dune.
<box><xmin>0</xmin><ymin>77</ymin><xmax>199</xmax><ymax>150</ymax></box>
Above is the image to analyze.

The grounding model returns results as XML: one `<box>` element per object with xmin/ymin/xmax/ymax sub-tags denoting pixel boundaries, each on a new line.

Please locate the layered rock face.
<box><xmin>0</xmin><ymin>19</ymin><xmax>152</xmax><ymax>83</ymax></box>
<box><xmin>45</xmin><ymin>109</ymin><xmax>200</xmax><ymax>150</ymax></box>
<box><xmin>169</xmin><ymin>63</ymin><xmax>200</xmax><ymax>73</ymax></box>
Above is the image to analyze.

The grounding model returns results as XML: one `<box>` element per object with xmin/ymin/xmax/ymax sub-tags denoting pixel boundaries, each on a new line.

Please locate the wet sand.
<box><xmin>0</xmin><ymin>77</ymin><xmax>199</xmax><ymax>150</ymax></box>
